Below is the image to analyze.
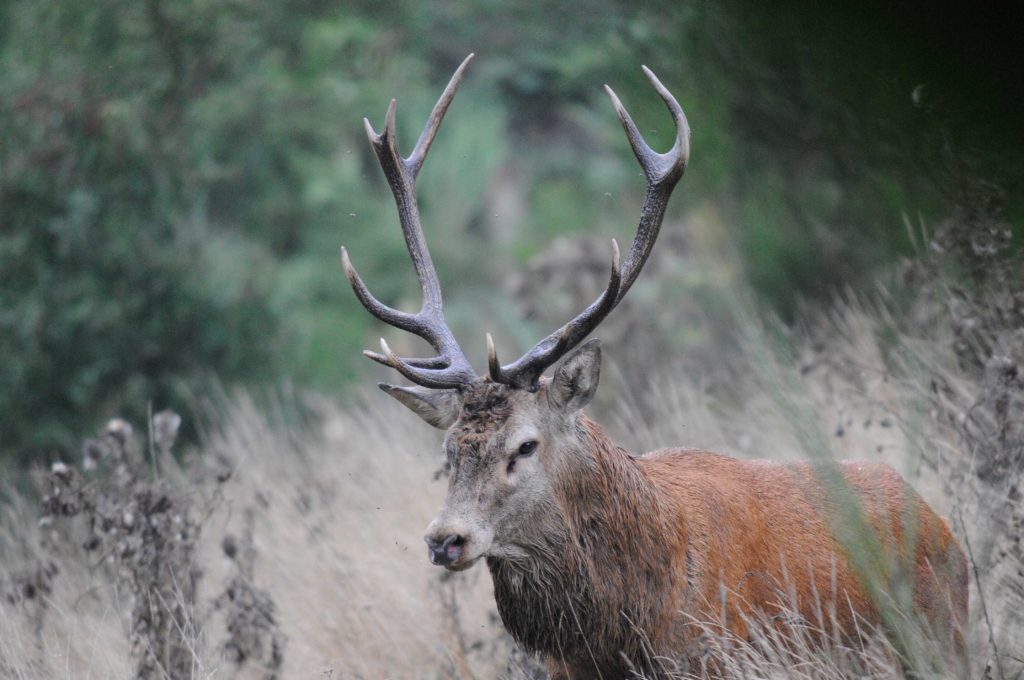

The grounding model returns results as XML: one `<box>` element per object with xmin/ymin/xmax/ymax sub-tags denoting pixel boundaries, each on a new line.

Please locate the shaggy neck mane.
<box><xmin>487</xmin><ymin>416</ymin><xmax>677</xmax><ymax>668</ymax></box>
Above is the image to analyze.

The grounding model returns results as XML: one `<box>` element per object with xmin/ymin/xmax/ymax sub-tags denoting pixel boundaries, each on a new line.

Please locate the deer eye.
<box><xmin>507</xmin><ymin>440</ymin><xmax>538</xmax><ymax>474</ymax></box>
<box><xmin>517</xmin><ymin>440</ymin><xmax>537</xmax><ymax>457</ymax></box>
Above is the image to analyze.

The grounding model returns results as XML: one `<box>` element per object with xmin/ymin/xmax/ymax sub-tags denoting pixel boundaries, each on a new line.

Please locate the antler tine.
<box><xmin>341</xmin><ymin>247</ymin><xmax>416</xmax><ymax>329</ymax></box>
<box><xmin>407</xmin><ymin>53</ymin><xmax>475</xmax><ymax>177</ymax></box>
<box><xmin>604</xmin><ymin>66</ymin><xmax>690</xmax><ymax>187</ymax></box>
<box><xmin>369</xmin><ymin>338</ymin><xmax>470</xmax><ymax>389</ymax></box>
<box><xmin>488</xmin><ymin>239</ymin><xmax>622</xmax><ymax>388</ymax></box>
<box><xmin>342</xmin><ymin>56</ymin><xmax>478</xmax><ymax>389</ymax></box>
<box><xmin>490</xmin><ymin>66</ymin><xmax>689</xmax><ymax>389</ymax></box>
<box><xmin>604</xmin><ymin>66</ymin><xmax>690</xmax><ymax>298</ymax></box>
<box><xmin>363</xmin><ymin>350</ymin><xmax>448</xmax><ymax>370</ymax></box>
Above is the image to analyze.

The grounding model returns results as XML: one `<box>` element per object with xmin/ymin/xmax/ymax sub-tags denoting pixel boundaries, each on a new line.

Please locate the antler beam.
<box><xmin>488</xmin><ymin>65</ymin><xmax>691</xmax><ymax>389</ymax></box>
<box><xmin>341</xmin><ymin>54</ymin><xmax>478</xmax><ymax>389</ymax></box>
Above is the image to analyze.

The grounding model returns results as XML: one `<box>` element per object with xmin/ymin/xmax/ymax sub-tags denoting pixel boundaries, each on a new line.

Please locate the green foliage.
<box><xmin>2</xmin><ymin>0</ymin><xmax>1020</xmax><ymax>464</ymax></box>
<box><xmin>0</xmin><ymin>0</ymin><xmax>364</xmax><ymax>461</ymax></box>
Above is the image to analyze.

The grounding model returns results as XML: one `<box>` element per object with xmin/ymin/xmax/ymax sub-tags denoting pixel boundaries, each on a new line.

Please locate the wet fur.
<box><xmin>464</xmin><ymin>402</ymin><xmax>968</xmax><ymax>678</ymax></box>
<box><xmin>488</xmin><ymin>419</ymin><xmax>676</xmax><ymax>676</ymax></box>
<box><xmin>425</xmin><ymin>380</ymin><xmax>969</xmax><ymax>679</ymax></box>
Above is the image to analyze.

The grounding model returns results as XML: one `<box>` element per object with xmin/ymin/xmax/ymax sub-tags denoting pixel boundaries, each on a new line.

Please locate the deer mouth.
<box><xmin>445</xmin><ymin>554</ymin><xmax>483</xmax><ymax>572</ymax></box>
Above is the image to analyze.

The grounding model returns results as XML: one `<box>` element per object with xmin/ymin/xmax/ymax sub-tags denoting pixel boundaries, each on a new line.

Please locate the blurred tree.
<box><xmin>0</xmin><ymin>1</ymin><xmax>287</xmax><ymax>463</ymax></box>
<box><xmin>710</xmin><ymin>0</ymin><xmax>1024</xmax><ymax>316</ymax></box>
<box><xmin>0</xmin><ymin>0</ymin><xmax>507</xmax><ymax>463</ymax></box>
<box><xmin>1</xmin><ymin>0</ymin><xmax>1020</xmax><ymax>465</ymax></box>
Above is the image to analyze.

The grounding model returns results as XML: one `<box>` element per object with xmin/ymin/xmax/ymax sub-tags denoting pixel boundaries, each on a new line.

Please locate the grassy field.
<box><xmin>1</xmin><ymin>211</ymin><xmax>1021</xmax><ymax>679</ymax></box>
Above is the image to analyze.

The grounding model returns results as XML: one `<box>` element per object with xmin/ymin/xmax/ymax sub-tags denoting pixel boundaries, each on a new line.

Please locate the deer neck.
<box><xmin>487</xmin><ymin>415</ymin><xmax>677</xmax><ymax>665</ymax></box>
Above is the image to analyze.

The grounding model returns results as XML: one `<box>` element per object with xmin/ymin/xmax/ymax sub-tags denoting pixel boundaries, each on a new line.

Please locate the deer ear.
<box><xmin>548</xmin><ymin>339</ymin><xmax>601</xmax><ymax>413</ymax></box>
<box><xmin>379</xmin><ymin>384</ymin><xmax>461</xmax><ymax>429</ymax></box>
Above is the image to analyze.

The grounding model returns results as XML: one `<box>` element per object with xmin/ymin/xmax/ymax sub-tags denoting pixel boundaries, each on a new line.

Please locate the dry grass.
<box><xmin>1</xmin><ymin>212</ymin><xmax>1021</xmax><ymax>679</ymax></box>
<box><xmin>607</xmin><ymin>296</ymin><xmax>1023</xmax><ymax>678</ymax></box>
<box><xmin>0</xmin><ymin>394</ymin><xmax>518</xmax><ymax>679</ymax></box>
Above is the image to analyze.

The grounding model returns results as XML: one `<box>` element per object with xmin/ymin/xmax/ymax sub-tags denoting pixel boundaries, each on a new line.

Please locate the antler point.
<box><xmin>486</xmin><ymin>332</ymin><xmax>504</xmax><ymax>381</ymax></box>
<box><xmin>604</xmin><ymin>85</ymin><xmax>628</xmax><ymax>121</ymax></box>
<box><xmin>384</xmin><ymin>100</ymin><xmax>398</xmax><ymax>137</ymax></box>
<box><xmin>363</xmin><ymin>118</ymin><xmax>381</xmax><ymax>145</ymax></box>
<box><xmin>340</xmin><ymin>247</ymin><xmax>360</xmax><ymax>283</ymax></box>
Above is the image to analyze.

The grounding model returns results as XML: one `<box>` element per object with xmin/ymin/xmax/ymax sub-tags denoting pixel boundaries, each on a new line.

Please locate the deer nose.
<box><xmin>425</xmin><ymin>533</ymin><xmax>466</xmax><ymax>566</ymax></box>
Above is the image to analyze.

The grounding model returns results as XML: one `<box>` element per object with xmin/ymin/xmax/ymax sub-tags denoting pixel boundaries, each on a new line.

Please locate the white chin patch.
<box><xmin>447</xmin><ymin>555</ymin><xmax>482</xmax><ymax>572</ymax></box>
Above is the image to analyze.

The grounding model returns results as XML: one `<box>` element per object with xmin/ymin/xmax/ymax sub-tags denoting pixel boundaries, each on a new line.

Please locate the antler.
<box><xmin>488</xmin><ymin>65</ymin><xmax>691</xmax><ymax>389</ymax></box>
<box><xmin>341</xmin><ymin>54</ymin><xmax>477</xmax><ymax>389</ymax></box>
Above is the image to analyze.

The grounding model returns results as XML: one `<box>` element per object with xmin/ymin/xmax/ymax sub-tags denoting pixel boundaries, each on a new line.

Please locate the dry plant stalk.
<box><xmin>21</xmin><ymin>410</ymin><xmax>286</xmax><ymax>680</ymax></box>
<box><xmin>39</xmin><ymin>416</ymin><xmax>202</xmax><ymax>679</ymax></box>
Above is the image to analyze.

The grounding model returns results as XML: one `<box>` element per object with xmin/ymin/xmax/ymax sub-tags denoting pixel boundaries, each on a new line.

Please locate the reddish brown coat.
<box><xmin>493</xmin><ymin>418</ymin><xmax>967</xmax><ymax>679</ymax></box>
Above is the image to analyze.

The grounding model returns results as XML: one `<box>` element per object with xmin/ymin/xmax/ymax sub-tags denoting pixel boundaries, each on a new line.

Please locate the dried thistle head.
<box><xmin>79</xmin><ymin>417</ymin><xmax>138</xmax><ymax>473</ymax></box>
<box><xmin>40</xmin><ymin>461</ymin><xmax>82</xmax><ymax>520</ymax></box>
<box><xmin>81</xmin><ymin>437</ymin><xmax>108</xmax><ymax>470</ymax></box>
<box><xmin>105</xmin><ymin>418</ymin><xmax>133</xmax><ymax>447</ymax></box>
<box><xmin>152</xmin><ymin>410</ymin><xmax>182</xmax><ymax>455</ymax></box>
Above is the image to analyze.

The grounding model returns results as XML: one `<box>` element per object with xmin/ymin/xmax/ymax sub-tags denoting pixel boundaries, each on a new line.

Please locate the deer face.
<box><xmin>382</xmin><ymin>341</ymin><xmax>602</xmax><ymax>571</ymax></box>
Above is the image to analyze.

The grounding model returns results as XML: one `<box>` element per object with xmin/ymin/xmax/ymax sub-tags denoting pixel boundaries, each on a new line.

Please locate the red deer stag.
<box><xmin>341</xmin><ymin>54</ymin><xmax>968</xmax><ymax>679</ymax></box>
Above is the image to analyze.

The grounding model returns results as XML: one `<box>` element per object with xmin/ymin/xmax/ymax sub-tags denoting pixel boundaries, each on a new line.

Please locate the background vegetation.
<box><xmin>2</xmin><ymin>220</ymin><xmax>1022</xmax><ymax>677</ymax></box>
<box><xmin>1</xmin><ymin>1</ymin><xmax>1023</xmax><ymax>677</ymax></box>
<box><xmin>3</xmin><ymin>0</ymin><xmax>1021</xmax><ymax>464</ymax></box>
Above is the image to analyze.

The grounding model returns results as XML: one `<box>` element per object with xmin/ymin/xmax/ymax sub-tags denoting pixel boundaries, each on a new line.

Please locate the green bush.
<box><xmin>2</xmin><ymin>0</ymin><xmax>1019</xmax><ymax>465</ymax></box>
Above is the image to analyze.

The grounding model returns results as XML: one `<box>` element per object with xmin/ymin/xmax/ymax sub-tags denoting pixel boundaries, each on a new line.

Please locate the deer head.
<box><xmin>342</xmin><ymin>54</ymin><xmax>689</xmax><ymax>571</ymax></box>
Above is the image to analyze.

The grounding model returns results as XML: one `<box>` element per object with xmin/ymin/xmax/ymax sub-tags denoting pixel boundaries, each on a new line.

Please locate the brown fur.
<box><xmin>487</xmin><ymin>415</ymin><xmax>967</xmax><ymax>679</ymax></box>
<box><xmin>488</xmin><ymin>420</ymin><xmax>676</xmax><ymax>673</ymax></box>
<box><xmin>448</xmin><ymin>383</ymin><xmax>514</xmax><ymax>472</ymax></box>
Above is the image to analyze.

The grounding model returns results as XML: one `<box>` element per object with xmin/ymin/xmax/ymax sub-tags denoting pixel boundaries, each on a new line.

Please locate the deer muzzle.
<box><xmin>425</xmin><ymin>532</ymin><xmax>466</xmax><ymax>567</ymax></box>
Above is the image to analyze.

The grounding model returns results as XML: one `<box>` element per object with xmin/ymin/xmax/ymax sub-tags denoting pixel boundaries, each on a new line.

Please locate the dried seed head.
<box><xmin>51</xmin><ymin>461</ymin><xmax>70</xmax><ymax>479</ymax></box>
<box><xmin>153</xmin><ymin>410</ymin><xmax>182</xmax><ymax>452</ymax></box>
<box><xmin>81</xmin><ymin>437</ymin><xmax>109</xmax><ymax>469</ymax></box>
<box><xmin>105</xmin><ymin>418</ymin><xmax>133</xmax><ymax>445</ymax></box>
